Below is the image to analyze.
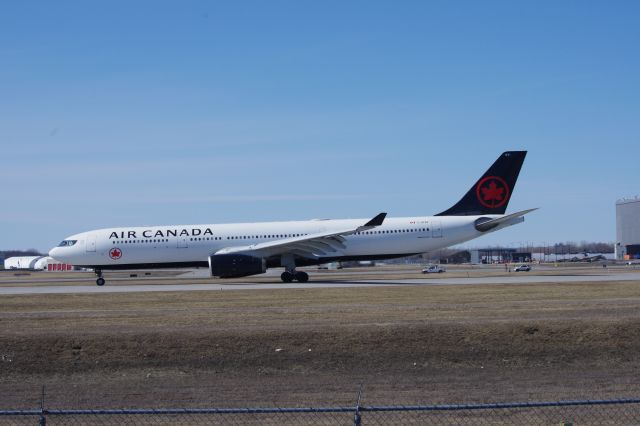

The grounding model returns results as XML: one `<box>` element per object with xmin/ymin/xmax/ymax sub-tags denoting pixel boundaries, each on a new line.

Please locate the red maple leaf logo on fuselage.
<box><xmin>109</xmin><ymin>248</ymin><xmax>122</xmax><ymax>260</ymax></box>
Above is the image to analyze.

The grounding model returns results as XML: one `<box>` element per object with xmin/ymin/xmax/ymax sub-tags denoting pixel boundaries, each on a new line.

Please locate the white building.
<box><xmin>616</xmin><ymin>197</ymin><xmax>640</xmax><ymax>260</ymax></box>
<box><xmin>4</xmin><ymin>256</ymin><xmax>44</xmax><ymax>269</ymax></box>
<box><xmin>4</xmin><ymin>256</ymin><xmax>75</xmax><ymax>271</ymax></box>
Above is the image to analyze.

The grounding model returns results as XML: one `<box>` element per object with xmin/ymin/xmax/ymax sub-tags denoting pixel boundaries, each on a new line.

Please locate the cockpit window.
<box><xmin>58</xmin><ymin>240</ymin><xmax>77</xmax><ymax>247</ymax></box>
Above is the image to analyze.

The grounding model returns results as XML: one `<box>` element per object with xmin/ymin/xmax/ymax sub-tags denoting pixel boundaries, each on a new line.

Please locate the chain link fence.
<box><xmin>2</xmin><ymin>398</ymin><xmax>640</xmax><ymax>425</ymax></box>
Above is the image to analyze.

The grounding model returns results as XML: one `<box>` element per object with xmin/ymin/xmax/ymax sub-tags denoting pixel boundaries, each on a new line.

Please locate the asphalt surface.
<box><xmin>1</xmin><ymin>272</ymin><xmax>639</xmax><ymax>295</ymax></box>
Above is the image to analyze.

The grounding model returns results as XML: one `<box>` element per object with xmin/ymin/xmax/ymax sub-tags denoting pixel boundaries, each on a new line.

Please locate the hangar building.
<box><xmin>616</xmin><ymin>197</ymin><xmax>640</xmax><ymax>260</ymax></box>
<box><xmin>4</xmin><ymin>256</ymin><xmax>75</xmax><ymax>271</ymax></box>
<box><xmin>469</xmin><ymin>248</ymin><xmax>532</xmax><ymax>264</ymax></box>
<box><xmin>3</xmin><ymin>256</ymin><xmax>44</xmax><ymax>269</ymax></box>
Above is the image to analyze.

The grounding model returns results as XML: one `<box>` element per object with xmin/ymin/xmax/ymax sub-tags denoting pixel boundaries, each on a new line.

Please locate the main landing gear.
<box><xmin>95</xmin><ymin>269</ymin><xmax>105</xmax><ymax>286</ymax></box>
<box><xmin>280</xmin><ymin>254</ymin><xmax>309</xmax><ymax>283</ymax></box>
<box><xmin>280</xmin><ymin>270</ymin><xmax>309</xmax><ymax>283</ymax></box>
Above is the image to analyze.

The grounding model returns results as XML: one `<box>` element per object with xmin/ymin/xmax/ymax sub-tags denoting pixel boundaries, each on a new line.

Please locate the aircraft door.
<box><xmin>432</xmin><ymin>221</ymin><xmax>443</xmax><ymax>238</ymax></box>
<box><xmin>177</xmin><ymin>237</ymin><xmax>188</xmax><ymax>248</ymax></box>
<box><xmin>86</xmin><ymin>233</ymin><xmax>97</xmax><ymax>252</ymax></box>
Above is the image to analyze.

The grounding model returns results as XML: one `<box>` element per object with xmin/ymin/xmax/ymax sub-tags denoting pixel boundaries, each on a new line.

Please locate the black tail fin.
<box><xmin>435</xmin><ymin>151</ymin><xmax>527</xmax><ymax>216</ymax></box>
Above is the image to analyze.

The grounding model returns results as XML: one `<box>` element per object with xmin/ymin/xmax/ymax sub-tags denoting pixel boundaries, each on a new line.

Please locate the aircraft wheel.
<box><xmin>295</xmin><ymin>271</ymin><xmax>309</xmax><ymax>283</ymax></box>
<box><xmin>96</xmin><ymin>277</ymin><xmax>106</xmax><ymax>286</ymax></box>
<box><xmin>281</xmin><ymin>271</ymin><xmax>294</xmax><ymax>283</ymax></box>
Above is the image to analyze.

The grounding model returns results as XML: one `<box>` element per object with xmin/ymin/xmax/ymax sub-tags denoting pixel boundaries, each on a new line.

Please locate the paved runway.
<box><xmin>1</xmin><ymin>272</ymin><xmax>639</xmax><ymax>295</ymax></box>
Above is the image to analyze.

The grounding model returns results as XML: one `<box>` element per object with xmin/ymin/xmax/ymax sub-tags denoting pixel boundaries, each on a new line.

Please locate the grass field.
<box><xmin>1</xmin><ymin>267</ymin><xmax>640</xmax><ymax>409</ymax></box>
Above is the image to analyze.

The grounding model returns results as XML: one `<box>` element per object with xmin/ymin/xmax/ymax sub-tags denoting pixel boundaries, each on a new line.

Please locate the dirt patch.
<box><xmin>3</xmin><ymin>321</ymin><xmax>639</xmax><ymax>375</ymax></box>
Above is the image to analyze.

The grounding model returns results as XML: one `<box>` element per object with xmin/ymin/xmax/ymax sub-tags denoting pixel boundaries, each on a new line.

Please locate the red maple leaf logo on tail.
<box><xmin>475</xmin><ymin>176</ymin><xmax>510</xmax><ymax>209</ymax></box>
<box><xmin>481</xmin><ymin>181</ymin><xmax>504</xmax><ymax>202</ymax></box>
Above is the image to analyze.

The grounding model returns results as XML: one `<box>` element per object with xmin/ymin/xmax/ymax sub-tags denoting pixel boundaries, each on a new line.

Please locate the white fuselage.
<box><xmin>49</xmin><ymin>214</ymin><xmax>507</xmax><ymax>269</ymax></box>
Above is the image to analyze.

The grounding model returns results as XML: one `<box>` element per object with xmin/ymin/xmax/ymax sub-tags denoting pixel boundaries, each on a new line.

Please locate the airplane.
<box><xmin>49</xmin><ymin>151</ymin><xmax>535</xmax><ymax>286</ymax></box>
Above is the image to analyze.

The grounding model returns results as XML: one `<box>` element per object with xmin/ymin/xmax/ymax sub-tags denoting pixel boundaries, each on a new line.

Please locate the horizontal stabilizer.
<box><xmin>474</xmin><ymin>208</ymin><xmax>538</xmax><ymax>232</ymax></box>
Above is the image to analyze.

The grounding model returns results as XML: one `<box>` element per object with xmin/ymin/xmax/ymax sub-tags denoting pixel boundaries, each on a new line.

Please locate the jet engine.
<box><xmin>209</xmin><ymin>254</ymin><xmax>266</xmax><ymax>278</ymax></box>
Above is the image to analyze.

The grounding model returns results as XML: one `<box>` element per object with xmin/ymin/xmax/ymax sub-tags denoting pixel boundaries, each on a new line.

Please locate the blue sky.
<box><xmin>1</xmin><ymin>1</ymin><xmax>639</xmax><ymax>252</ymax></box>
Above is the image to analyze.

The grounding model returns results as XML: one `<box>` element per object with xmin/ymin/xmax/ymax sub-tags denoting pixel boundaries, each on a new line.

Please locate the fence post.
<box><xmin>353</xmin><ymin>384</ymin><xmax>363</xmax><ymax>426</ymax></box>
<box><xmin>39</xmin><ymin>385</ymin><xmax>46</xmax><ymax>426</ymax></box>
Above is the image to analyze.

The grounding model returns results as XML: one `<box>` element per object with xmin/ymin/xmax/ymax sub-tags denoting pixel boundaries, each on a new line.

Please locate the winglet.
<box><xmin>363</xmin><ymin>212</ymin><xmax>387</xmax><ymax>227</ymax></box>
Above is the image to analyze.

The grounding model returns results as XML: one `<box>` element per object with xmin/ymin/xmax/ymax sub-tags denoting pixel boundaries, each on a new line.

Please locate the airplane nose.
<box><xmin>49</xmin><ymin>247</ymin><xmax>60</xmax><ymax>260</ymax></box>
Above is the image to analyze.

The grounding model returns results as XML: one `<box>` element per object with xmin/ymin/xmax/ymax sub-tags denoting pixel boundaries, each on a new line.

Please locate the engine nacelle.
<box><xmin>209</xmin><ymin>254</ymin><xmax>266</xmax><ymax>278</ymax></box>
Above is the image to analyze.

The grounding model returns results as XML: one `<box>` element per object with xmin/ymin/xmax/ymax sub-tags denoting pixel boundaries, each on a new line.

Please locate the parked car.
<box><xmin>422</xmin><ymin>265</ymin><xmax>446</xmax><ymax>273</ymax></box>
<box><xmin>513</xmin><ymin>264</ymin><xmax>531</xmax><ymax>272</ymax></box>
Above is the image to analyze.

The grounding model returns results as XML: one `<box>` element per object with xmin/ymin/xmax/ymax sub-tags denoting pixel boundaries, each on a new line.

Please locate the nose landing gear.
<box><xmin>95</xmin><ymin>269</ymin><xmax>105</xmax><ymax>286</ymax></box>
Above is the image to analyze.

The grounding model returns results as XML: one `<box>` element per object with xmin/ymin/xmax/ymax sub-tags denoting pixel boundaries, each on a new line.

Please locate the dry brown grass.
<box><xmin>1</xmin><ymin>276</ymin><xmax>640</xmax><ymax>408</ymax></box>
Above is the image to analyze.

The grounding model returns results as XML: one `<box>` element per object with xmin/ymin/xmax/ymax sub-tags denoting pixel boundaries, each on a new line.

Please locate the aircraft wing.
<box><xmin>214</xmin><ymin>212</ymin><xmax>386</xmax><ymax>259</ymax></box>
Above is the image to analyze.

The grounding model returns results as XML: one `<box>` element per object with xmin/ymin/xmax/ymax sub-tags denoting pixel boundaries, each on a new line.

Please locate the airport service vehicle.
<box><xmin>514</xmin><ymin>264</ymin><xmax>531</xmax><ymax>272</ymax></box>
<box><xmin>422</xmin><ymin>265</ymin><xmax>445</xmax><ymax>273</ymax></box>
<box><xmin>50</xmin><ymin>151</ymin><xmax>535</xmax><ymax>286</ymax></box>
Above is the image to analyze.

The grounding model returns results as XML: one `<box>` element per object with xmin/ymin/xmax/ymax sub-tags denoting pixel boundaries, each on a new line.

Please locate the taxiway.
<box><xmin>1</xmin><ymin>271</ymin><xmax>639</xmax><ymax>295</ymax></box>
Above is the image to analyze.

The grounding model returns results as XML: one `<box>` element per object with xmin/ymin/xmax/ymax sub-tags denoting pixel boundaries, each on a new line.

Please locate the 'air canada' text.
<box><xmin>109</xmin><ymin>228</ymin><xmax>214</xmax><ymax>239</ymax></box>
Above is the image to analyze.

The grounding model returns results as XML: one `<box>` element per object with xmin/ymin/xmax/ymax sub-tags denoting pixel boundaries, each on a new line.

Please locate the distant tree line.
<box><xmin>0</xmin><ymin>249</ymin><xmax>45</xmax><ymax>260</ymax></box>
<box><xmin>533</xmin><ymin>241</ymin><xmax>614</xmax><ymax>254</ymax></box>
<box><xmin>406</xmin><ymin>241</ymin><xmax>614</xmax><ymax>265</ymax></box>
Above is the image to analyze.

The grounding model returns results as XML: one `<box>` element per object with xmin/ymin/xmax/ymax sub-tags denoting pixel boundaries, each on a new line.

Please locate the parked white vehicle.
<box><xmin>422</xmin><ymin>265</ymin><xmax>446</xmax><ymax>273</ymax></box>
